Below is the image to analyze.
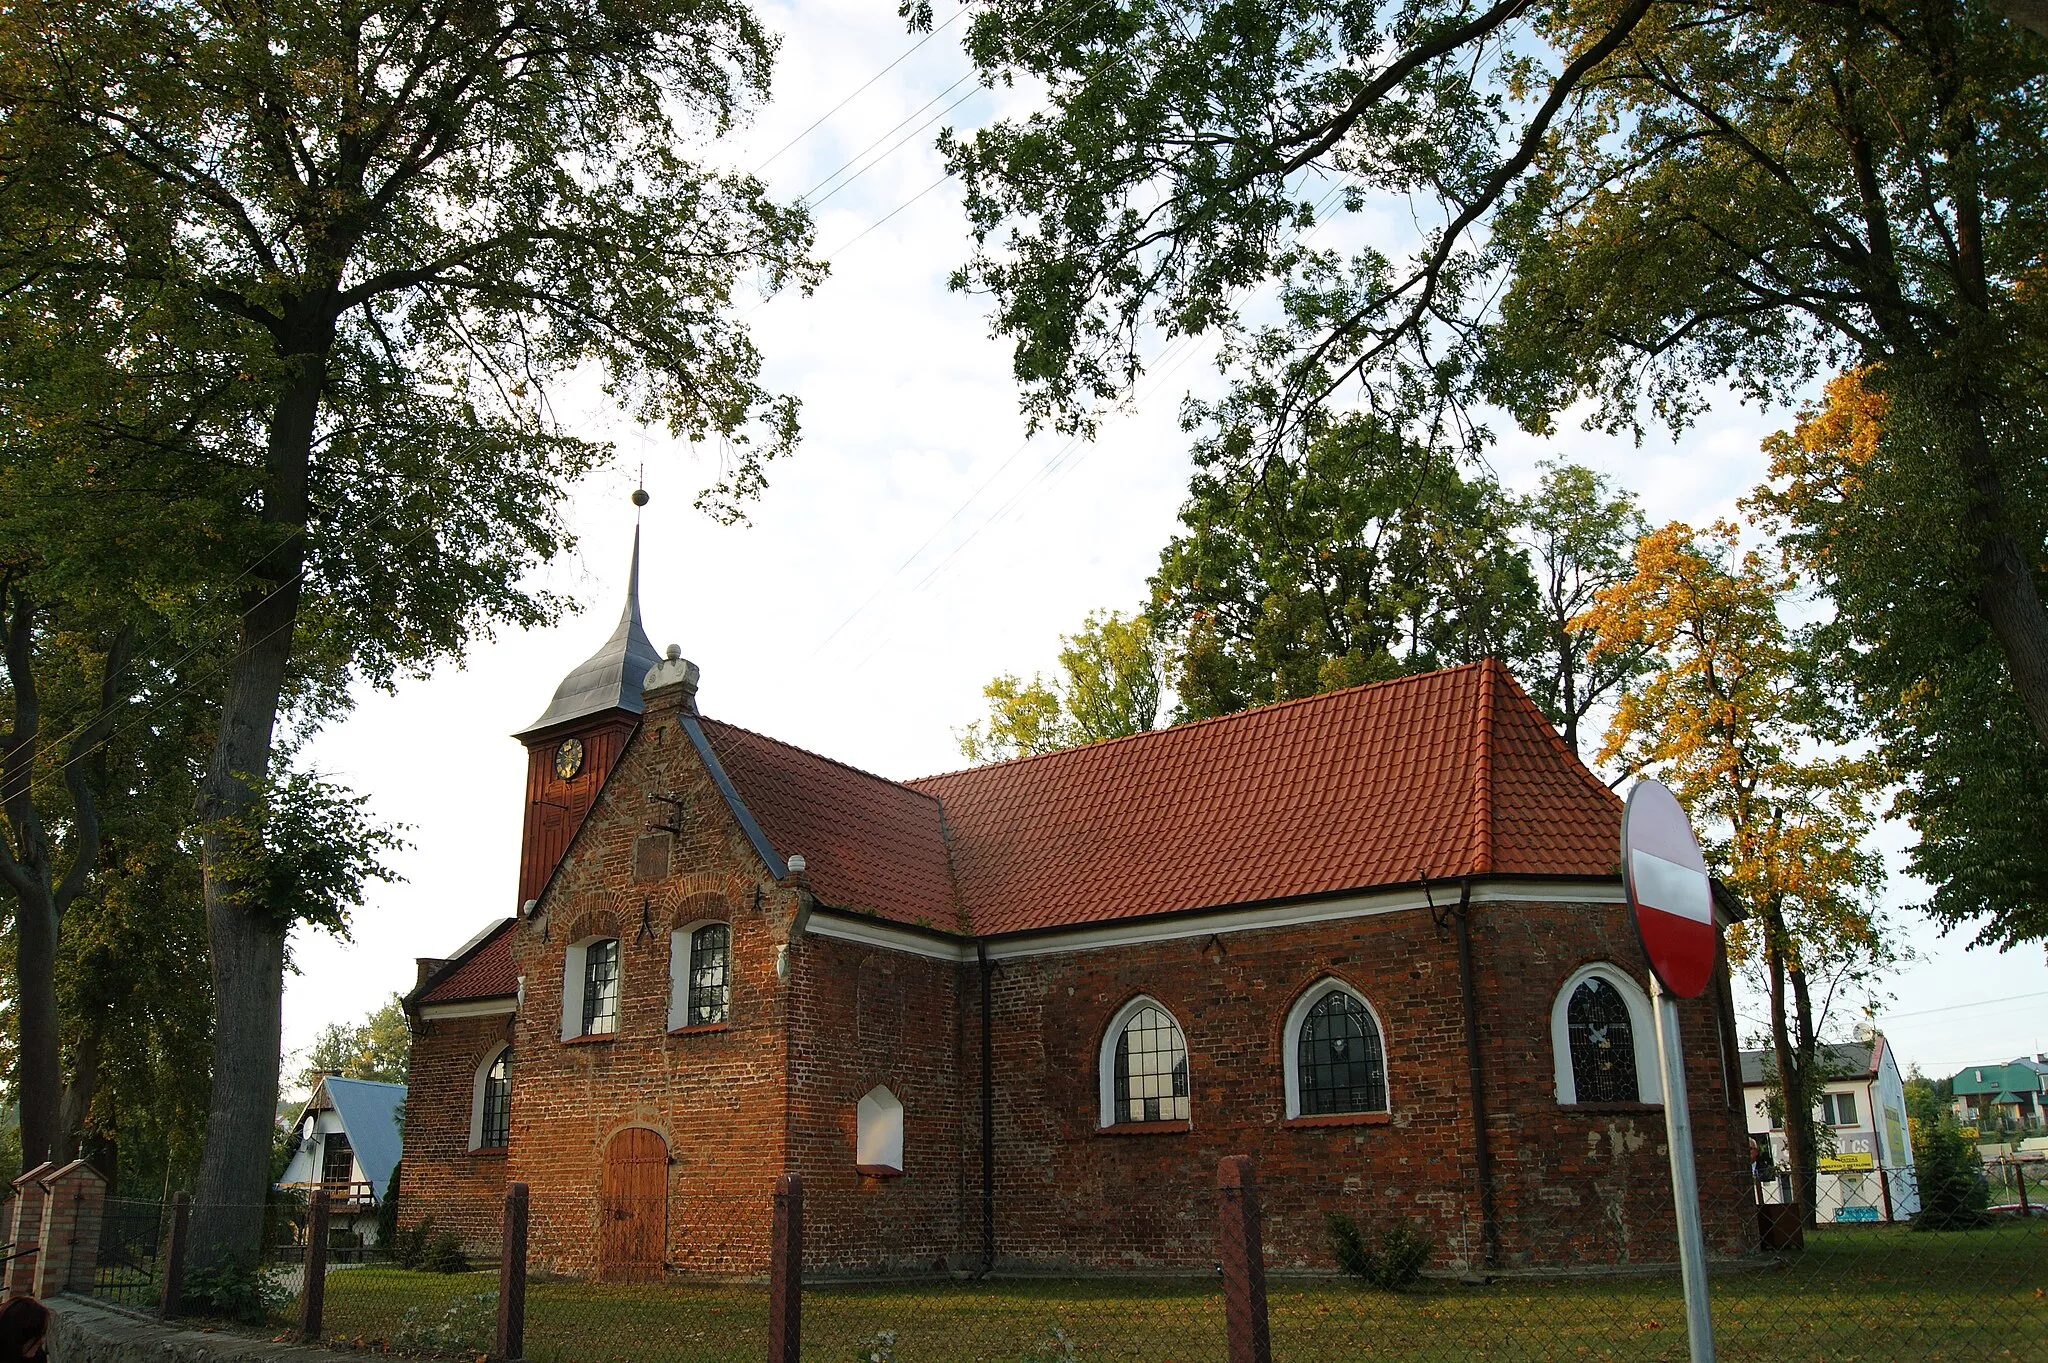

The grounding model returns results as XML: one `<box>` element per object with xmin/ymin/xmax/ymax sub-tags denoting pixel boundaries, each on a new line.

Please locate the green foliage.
<box><xmin>1903</xmin><ymin>1067</ymin><xmax>1953</xmax><ymax>1130</ymax></box>
<box><xmin>392</xmin><ymin>1290</ymin><xmax>497</xmax><ymax>1355</ymax></box>
<box><xmin>298</xmin><ymin>995</ymin><xmax>412</xmax><ymax>1091</ymax></box>
<box><xmin>378</xmin><ymin>1162</ymin><xmax>402</xmax><ymax>1247</ymax></box>
<box><xmin>1151</xmin><ymin>416</ymin><xmax>1540</xmax><ymax>721</ymax></box>
<box><xmin>214</xmin><ymin>771</ymin><xmax>406</xmax><ymax>935</ymax></box>
<box><xmin>1326</xmin><ymin>1213</ymin><xmax>1432</xmax><ymax>1290</ymax></box>
<box><xmin>389</xmin><ymin>1215</ymin><xmax>469</xmax><ymax>1273</ymax></box>
<box><xmin>181</xmin><ymin>1258</ymin><xmax>291</xmax><ymax>1325</ymax></box>
<box><xmin>1516</xmin><ymin>462</ymin><xmax>1649</xmax><ymax>756</ymax></box>
<box><xmin>854</xmin><ymin>1329</ymin><xmax>899</xmax><ymax>1363</ymax></box>
<box><xmin>1753</xmin><ymin>372</ymin><xmax>2048</xmax><ymax>950</ymax></box>
<box><xmin>958</xmin><ymin>612</ymin><xmax>1165</xmax><ymax>762</ymax></box>
<box><xmin>1913</xmin><ymin>1120</ymin><xmax>1993</xmax><ymax>1231</ymax></box>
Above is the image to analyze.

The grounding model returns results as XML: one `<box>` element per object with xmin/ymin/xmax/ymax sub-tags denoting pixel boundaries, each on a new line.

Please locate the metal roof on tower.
<box><xmin>516</xmin><ymin>526</ymin><xmax>660</xmax><ymax>736</ymax></box>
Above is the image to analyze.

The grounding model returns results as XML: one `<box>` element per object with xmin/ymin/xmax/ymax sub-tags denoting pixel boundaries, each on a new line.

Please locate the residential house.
<box><xmin>1950</xmin><ymin>1059</ymin><xmax>2048</xmax><ymax>1132</ymax></box>
<box><xmin>279</xmin><ymin>1074</ymin><xmax>407</xmax><ymax>1251</ymax></box>
<box><xmin>1742</xmin><ymin>1032</ymin><xmax>1918</xmax><ymax>1223</ymax></box>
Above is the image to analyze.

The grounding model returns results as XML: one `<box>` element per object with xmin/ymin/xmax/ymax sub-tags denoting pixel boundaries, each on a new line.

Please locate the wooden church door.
<box><xmin>599</xmin><ymin>1127</ymin><xmax>667</xmax><ymax>1281</ymax></box>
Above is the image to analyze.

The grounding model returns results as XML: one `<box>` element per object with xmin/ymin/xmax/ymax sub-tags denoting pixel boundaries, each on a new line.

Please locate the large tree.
<box><xmin>1581</xmin><ymin>521</ymin><xmax>1893</xmax><ymax>1225</ymax></box>
<box><xmin>0</xmin><ymin>0</ymin><xmax>818</xmax><ymax>1263</ymax></box>
<box><xmin>939</xmin><ymin>0</ymin><xmax>2048</xmax><ymax>921</ymax></box>
<box><xmin>1754</xmin><ymin>371</ymin><xmax>2048</xmax><ymax>949</ymax></box>
<box><xmin>1151</xmin><ymin>415</ymin><xmax>1540</xmax><ymax>720</ymax></box>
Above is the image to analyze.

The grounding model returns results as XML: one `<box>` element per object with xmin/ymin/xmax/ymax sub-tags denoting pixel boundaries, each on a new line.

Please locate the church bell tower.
<box><xmin>511</xmin><ymin>514</ymin><xmax>659</xmax><ymax>910</ymax></box>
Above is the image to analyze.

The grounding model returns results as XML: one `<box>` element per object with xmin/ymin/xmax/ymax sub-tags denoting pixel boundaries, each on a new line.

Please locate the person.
<box><xmin>0</xmin><ymin>1296</ymin><xmax>49</xmax><ymax>1360</ymax></box>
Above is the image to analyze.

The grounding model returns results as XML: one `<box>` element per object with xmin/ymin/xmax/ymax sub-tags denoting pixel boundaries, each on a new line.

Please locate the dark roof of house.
<box><xmin>1739</xmin><ymin>1042</ymin><xmax>1878</xmax><ymax>1087</ymax></box>
<box><xmin>420</xmin><ymin>658</ymin><xmax>1629</xmax><ymax>987</ymax></box>
<box><xmin>413</xmin><ymin>920</ymin><xmax>517</xmax><ymax>1006</ymax></box>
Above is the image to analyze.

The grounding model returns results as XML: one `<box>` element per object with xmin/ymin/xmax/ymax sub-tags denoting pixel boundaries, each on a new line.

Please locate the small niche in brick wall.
<box><xmin>633</xmin><ymin>833</ymin><xmax>671</xmax><ymax>883</ymax></box>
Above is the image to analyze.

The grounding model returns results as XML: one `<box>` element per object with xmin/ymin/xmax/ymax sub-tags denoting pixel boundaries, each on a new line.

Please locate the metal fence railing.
<box><xmin>93</xmin><ymin>1162</ymin><xmax>2048</xmax><ymax>1361</ymax></box>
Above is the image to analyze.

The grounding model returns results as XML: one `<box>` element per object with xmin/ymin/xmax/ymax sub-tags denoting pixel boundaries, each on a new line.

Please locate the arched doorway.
<box><xmin>599</xmin><ymin>1127</ymin><xmax>667</xmax><ymax>1281</ymax></box>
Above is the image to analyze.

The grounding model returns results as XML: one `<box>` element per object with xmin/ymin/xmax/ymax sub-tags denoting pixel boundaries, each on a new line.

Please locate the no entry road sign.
<box><xmin>1622</xmin><ymin>778</ymin><xmax>1716</xmax><ymax>999</ymax></box>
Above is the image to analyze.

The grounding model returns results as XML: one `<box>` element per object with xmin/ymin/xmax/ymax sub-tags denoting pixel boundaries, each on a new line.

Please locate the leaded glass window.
<box><xmin>581</xmin><ymin>939</ymin><xmax>620</xmax><ymax>1035</ymax></box>
<box><xmin>1567</xmin><ymin>976</ymin><xmax>1638</xmax><ymax>1103</ymax></box>
<box><xmin>688</xmin><ymin>924</ymin><xmax>730</xmax><ymax>1025</ymax></box>
<box><xmin>481</xmin><ymin>1049</ymin><xmax>511</xmax><ymax>1148</ymax></box>
<box><xmin>1297</xmin><ymin>989</ymin><xmax>1386</xmax><ymax>1115</ymax></box>
<box><xmin>1112</xmin><ymin>1005</ymin><xmax>1189</xmax><ymax>1123</ymax></box>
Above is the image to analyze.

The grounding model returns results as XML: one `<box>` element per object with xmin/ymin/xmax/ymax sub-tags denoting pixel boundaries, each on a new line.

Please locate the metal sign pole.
<box><xmin>1652</xmin><ymin>975</ymin><xmax>1716</xmax><ymax>1363</ymax></box>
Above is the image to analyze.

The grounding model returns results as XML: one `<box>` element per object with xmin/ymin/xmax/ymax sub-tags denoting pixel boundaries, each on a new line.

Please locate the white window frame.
<box><xmin>561</xmin><ymin>936</ymin><xmax>622</xmax><ymax>1040</ymax></box>
<box><xmin>1097</xmin><ymin>996</ymin><xmax>1191</xmax><ymax>1128</ymax></box>
<box><xmin>668</xmin><ymin>920</ymin><xmax>732</xmax><ymax>1031</ymax></box>
<box><xmin>856</xmin><ymin>1086</ymin><xmax>905</xmax><ymax>1172</ymax></box>
<box><xmin>469</xmin><ymin>1042</ymin><xmax>511</xmax><ymax>1151</ymax></box>
<box><xmin>1281</xmin><ymin>979</ymin><xmax>1390</xmax><ymax>1119</ymax></box>
<box><xmin>1550</xmin><ymin>963</ymin><xmax>1661</xmax><ymax>1106</ymax></box>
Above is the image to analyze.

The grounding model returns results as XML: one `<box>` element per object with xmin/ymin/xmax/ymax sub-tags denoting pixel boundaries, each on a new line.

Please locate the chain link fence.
<box><xmin>88</xmin><ymin>1163</ymin><xmax>2047</xmax><ymax>1361</ymax></box>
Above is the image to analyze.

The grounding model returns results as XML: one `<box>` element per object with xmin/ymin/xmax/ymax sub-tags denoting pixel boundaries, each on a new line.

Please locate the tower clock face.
<box><xmin>554</xmin><ymin>737</ymin><xmax>585</xmax><ymax>780</ymax></box>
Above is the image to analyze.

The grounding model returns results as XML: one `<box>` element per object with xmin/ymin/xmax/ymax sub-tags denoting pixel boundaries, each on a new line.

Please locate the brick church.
<box><xmin>400</xmin><ymin>531</ymin><xmax>1758</xmax><ymax>1280</ymax></box>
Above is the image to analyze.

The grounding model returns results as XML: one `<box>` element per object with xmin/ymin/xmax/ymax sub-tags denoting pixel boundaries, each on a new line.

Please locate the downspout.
<box><xmin>1453</xmin><ymin>877</ymin><xmax>1499</xmax><ymax>1269</ymax></box>
<box><xmin>977</xmin><ymin>943</ymin><xmax>996</xmax><ymax>1277</ymax></box>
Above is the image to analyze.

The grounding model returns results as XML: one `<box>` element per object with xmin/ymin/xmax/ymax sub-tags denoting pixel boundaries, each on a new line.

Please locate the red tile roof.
<box><xmin>698</xmin><ymin>719</ymin><xmax>966</xmax><ymax>933</ymax></box>
<box><xmin>905</xmin><ymin>659</ymin><xmax>1619</xmax><ymax>935</ymax></box>
<box><xmin>424</xmin><ymin>659</ymin><xmax>1621</xmax><ymax>970</ymax></box>
<box><xmin>416</xmin><ymin>920</ymin><xmax>517</xmax><ymax>1004</ymax></box>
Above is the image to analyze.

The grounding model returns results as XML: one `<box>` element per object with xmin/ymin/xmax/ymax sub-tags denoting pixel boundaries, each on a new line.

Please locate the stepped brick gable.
<box><xmin>402</xmin><ymin>554</ymin><xmax>1755</xmax><ymax>1278</ymax></box>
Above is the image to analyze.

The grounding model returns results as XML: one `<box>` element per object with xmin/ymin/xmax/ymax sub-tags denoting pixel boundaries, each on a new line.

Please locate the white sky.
<box><xmin>286</xmin><ymin>0</ymin><xmax>2045</xmax><ymax>1090</ymax></box>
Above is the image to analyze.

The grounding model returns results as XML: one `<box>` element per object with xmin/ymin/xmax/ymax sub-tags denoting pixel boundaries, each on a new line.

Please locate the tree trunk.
<box><xmin>1766</xmin><ymin>936</ymin><xmax>1812</xmax><ymax>1226</ymax></box>
<box><xmin>58</xmin><ymin>1022</ymin><xmax>104</xmax><ymax>1165</ymax></box>
<box><xmin>1789</xmin><ymin>958</ymin><xmax>1821</xmax><ymax>1227</ymax></box>
<box><xmin>1</xmin><ymin>585</ymin><xmax>62</xmax><ymax>1170</ymax></box>
<box><xmin>188</xmin><ymin>349</ymin><xmax>324</xmax><ymax>1269</ymax></box>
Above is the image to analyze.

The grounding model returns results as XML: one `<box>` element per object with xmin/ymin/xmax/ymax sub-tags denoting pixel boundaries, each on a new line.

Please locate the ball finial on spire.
<box><xmin>631</xmin><ymin>487</ymin><xmax>649</xmax><ymax>507</ymax></box>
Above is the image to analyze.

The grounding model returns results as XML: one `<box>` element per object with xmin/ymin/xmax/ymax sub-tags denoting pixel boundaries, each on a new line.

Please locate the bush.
<box><xmin>421</xmin><ymin>1228</ymin><xmax>470</xmax><ymax>1274</ymax></box>
<box><xmin>387</xmin><ymin>1214</ymin><xmax>467</xmax><ymax>1272</ymax></box>
<box><xmin>391</xmin><ymin>1290</ymin><xmax>497</xmax><ymax>1354</ymax></box>
<box><xmin>181</xmin><ymin>1258</ymin><xmax>292</xmax><ymax>1325</ymax></box>
<box><xmin>377</xmin><ymin>1160</ymin><xmax>401</xmax><ymax>1246</ymax></box>
<box><xmin>1914</xmin><ymin>1120</ymin><xmax>1992</xmax><ymax>1230</ymax></box>
<box><xmin>1326</xmin><ymin>1213</ymin><xmax>1432</xmax><ymax>1289</ymax></box>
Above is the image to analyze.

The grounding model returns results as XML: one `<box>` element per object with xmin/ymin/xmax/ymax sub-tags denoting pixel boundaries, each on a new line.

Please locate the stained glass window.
<box><xmin>1297</xmin><ymin>990</ymin><xmax>1386</xmax><ymax>1115</ymax></box>
<box><xmin>1112</xmin><ymin>1005</ymin><xmax>1190</xmax><ymax>1123</ymax></box>
<box><xmin>582</xmin><ymin>939</ymin><xmax>620</xmax><ymax>1035</ymax></box>
<box><xmin>1567</xmin><ymin>976</ymin><xmax>1638</xmax><ymax>1103</ymax></box>
<box><xmin>481</xmin><ymin>1049</ymin><xmax>511</xmax><ymax>1148</ymax></box>
<box><xmin>688</xmin><ymin>924</ymin><xmax>730</xmax><ymax>1025</ymax></box>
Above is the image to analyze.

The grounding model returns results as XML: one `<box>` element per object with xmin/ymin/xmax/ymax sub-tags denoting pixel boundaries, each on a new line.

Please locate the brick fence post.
<box><xmin>7</xmin><ymin>1163</ymin><xmax>53</xmax><ymax>1299</ymax></box>
<box><xmin>1217</xmin><ymin>1155</ymin><xmax>1272</xmax><ymax>1363</ymax></box>
<box><xmin>497</xmin><ymin>1183</ymin><xmax>528</xmax><ymax>1363</ymax></box>
<box><xmin>160</xmin><ymin>1192</ymin><xmax>190</xmax><ymax>1319</ymax></box>
<box><xmin>300</xmin><ymin>1189</ymin><xmax>330</xmax><ymax>1341</ymax></box>
<box><xmin>767</xmin><ymin>1174</ymin><xmax>802</xmax><ymax>1363</ymax></box>
<box><xmin>34</xmin><ymin>1159</ymin><xmax>107</xmax><ymax>1296</ymax></box>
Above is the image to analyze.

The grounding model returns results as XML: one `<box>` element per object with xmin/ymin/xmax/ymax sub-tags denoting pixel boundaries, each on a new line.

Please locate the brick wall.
<box><xmin>503</xmin><ymin>682</ymin><xmax>799</xmax><ymax>1276</ymax></box>
<box><xmin>975</xmin><ymin>897</ymin><xmax>1755</xmax><ymax>1273</ymax></box>
<box><xmin>784</xmin><ymin>934</ymin><xmax>977</xmax><ymax>1274</ymax></box>
<box><xmin>401</xmin><ymin>1011</ymin><xmax>513</xmax><ymax>1251</ymax></box>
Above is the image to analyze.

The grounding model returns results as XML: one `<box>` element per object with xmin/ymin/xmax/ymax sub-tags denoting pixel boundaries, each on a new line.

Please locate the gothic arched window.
<box><xmin>1101</xmin><ymin>1000</ymin><xmax>1190</xmax><ymax>1125</ymax></box>
<box><xmin>1568</xmin><ymin>976</ymin><xmax>1640</xmax><ymax>1104</ymax></box>
<box><xmin>1285</xmin><ymin>984</ymin><xmax>1388</xmax><ymax>1117</ymax></box>
<box><xmin>472</xmin><ymin>1045</ymin><xmax>511</xmax><ymax>1150</ymax></box>
<box><xmin>1550</xmin><ymin>964</ymin><xmax>1661</xmax><ymax>1105</ymax></box>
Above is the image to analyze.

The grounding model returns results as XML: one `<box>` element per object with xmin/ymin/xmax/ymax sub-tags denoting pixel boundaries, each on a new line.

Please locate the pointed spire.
<box><xmin>516</xmin><ymin>502</ymin><xmax>662</xmax><ymax>737</ymax></box>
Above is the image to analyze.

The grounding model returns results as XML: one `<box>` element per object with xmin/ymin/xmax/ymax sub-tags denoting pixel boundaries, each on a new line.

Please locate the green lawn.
<box><xmin>302</xmin><ymin>1223</ymin><xmax>2048</xmax><ymax>1363</ymax></box>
